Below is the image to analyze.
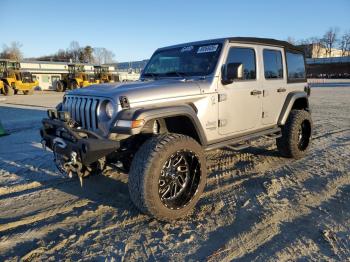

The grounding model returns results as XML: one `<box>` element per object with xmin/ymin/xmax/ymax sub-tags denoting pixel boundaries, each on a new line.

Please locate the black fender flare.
<box><xmin>110</xmin><ymin>104</ymin><xmax>208</xmax><ymax>145</ymax></box>
<box><xmin>278</xmin><ymin>91</ymin><xmax>310</xmax><ymax>125</ymax></box>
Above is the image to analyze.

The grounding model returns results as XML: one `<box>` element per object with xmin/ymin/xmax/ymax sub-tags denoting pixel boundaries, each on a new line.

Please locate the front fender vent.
<box><xmin>119</xmin><ymin>96</ymin><xmax>130</xmax><ymax>109</ymax></box>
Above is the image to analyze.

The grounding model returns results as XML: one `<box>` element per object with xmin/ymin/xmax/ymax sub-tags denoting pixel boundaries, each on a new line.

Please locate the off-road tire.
<box><xmin>4</xmin><ymin>84</ymin><xmax>14</xmax><ymax>96</ymax></box>
<box><xmin>69</xmin><ymin>81</ymin><xmax>78</xmax><ymax>90</ymax></box>
<box><xmin>55</xmin><ymin>81</ymin><xmax>65</xmax><ymax>92</ymax></box>
<box><xmin>23</xmin><ymin>89</ymin><xmax>34</xmax><ymax>95</ymax></box>
<box><xmin>128</xmin><ymin>133</ymin><xmax>207</xmax><ymax>221</ymax></box>
<box><xmin>277</xmin><ymin>109</ymin><xmax>312</xmax><ymax>159</ymax></box>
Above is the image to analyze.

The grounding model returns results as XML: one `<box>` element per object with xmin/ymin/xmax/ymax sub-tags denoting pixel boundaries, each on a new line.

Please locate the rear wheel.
<box><xmin>23</xmin><ymin>89</ymin><xmax>34</xmax><ymax>95</ymax></box>
<box><xmin>55</xmin><ymin>81</ymin><xmax>65</xmax><ymax>92</ymax></box>
<box><xmin>277</xmin><ymin>109</ymin><xmax>312</xmax><ymax>159</ymax></box>
<box><xmin>4</xmin><ymin>84</ymin><xmax>14</xmax><ymax>96</ymax></box>
<box><xmin>128</xmin><ymin>133</ymin><xmax>207</xmax><ymax>221</ymax></box>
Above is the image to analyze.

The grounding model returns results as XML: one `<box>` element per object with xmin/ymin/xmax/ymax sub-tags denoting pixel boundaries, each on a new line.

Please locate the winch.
<box><xmin>53</xmin><ymin>141</ymin><xmax>86</xmax><ymax>186</ymax></box>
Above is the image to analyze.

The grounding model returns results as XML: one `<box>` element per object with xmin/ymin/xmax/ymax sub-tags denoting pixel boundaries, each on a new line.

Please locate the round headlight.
<box><xmin>105</xmin><ymin>101</ymin><xmax>115</xmax><ymax>118</ymax></box>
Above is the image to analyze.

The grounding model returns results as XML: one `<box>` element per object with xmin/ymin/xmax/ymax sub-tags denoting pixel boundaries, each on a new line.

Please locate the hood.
<box><xmin>67</xmin><ymin>79</ymin><xmax>201</xmax><ymax>104</ymax></box>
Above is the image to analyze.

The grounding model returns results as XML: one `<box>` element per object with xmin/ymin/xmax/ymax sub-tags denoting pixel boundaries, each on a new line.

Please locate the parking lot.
<box><xmin>0</xmin><ymin>87</ymin><xmax>349</xmax><ymax>261</ymax></box>
<box><xmin>0</xmin><ymin>91</ymin><xmax>63</xmax><ymax>130</ymax></box>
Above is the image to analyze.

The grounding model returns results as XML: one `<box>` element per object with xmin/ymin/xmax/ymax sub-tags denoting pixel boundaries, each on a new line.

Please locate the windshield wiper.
<box><xmin>164</xmin><ymin>71</ymin><xmax>189</xmax><ymax>78</ymax></box>
<box><xmin>142</xmin><ymin>72</ymin><xmax>159</xmax><ymax>79</ymax></box>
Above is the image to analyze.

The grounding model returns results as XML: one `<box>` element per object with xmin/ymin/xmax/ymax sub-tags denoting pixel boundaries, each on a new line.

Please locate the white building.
<box><xmin>20</xmin><ymin>61</ymin><xmax>68</xmax><ymax>90</ymax></box>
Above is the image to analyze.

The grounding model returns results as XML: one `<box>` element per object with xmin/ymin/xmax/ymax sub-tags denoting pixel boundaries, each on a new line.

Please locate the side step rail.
<box><xmin>264</xmin><ymin>132</ymin><xmax>282</xmax><ymax>139</ymax></box>
<box><xmin>225</xmin><ymin>143</ymin><xmax>250</xmax><ymax>151</ymax></box>
<box><xmin>205</xmin><ymin>127</ymin><xmax>281</xmax><ymax>151</ymax></box>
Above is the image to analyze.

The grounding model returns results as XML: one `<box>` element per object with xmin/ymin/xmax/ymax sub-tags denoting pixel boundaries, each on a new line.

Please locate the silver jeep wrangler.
<box><xmin>41</xmin><ymin>37</ymin><xmax>312</xmax><ymax>221</ymax></box>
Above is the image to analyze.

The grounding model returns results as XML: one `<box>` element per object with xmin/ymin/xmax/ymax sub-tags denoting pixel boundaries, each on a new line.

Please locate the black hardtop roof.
<box><xmin>158</xmin><ymin>37</ymin><xmax>303</xmax><ymax>53</ymax></box>
<box><xmin>228</xmin><ymin>37</ymin><xmax>303</xmax><ymax>52</ymax></box>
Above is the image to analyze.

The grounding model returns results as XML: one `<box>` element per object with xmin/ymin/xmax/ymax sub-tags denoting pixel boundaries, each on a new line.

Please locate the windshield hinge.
<box><xmin>218</xmin><ymin>93</ymin><xmax>227</xmax><ymax>102</ymax></box>
<box><xmin>218</xmin><ymin>119</ymin><xmax>227</xmax><ymax>127</ymax></box>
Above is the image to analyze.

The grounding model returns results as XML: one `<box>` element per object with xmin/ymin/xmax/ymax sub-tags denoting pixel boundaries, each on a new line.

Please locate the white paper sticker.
<box><xmin>181</xmin><ymin>46</ymin><xmax>194</xmax><ymax>52</ymax></box>
<box><xmin>197</xmin><ymin>44</ymin><xmax>219</xmax><ymax>54</ymax></box>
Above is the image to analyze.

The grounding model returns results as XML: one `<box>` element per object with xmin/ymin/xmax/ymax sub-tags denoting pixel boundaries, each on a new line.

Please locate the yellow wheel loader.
<box><xmin>0</xmin><ymin>80</ymin><xmax>4</xmax><ymax>94</ymax></box>
<box><xmin>93</xmin><ymin>65</ymin><xmax>117</xmax><ymax>83</ymax></box>
<box><xmin>0</xmin><ymin>60</ymin><xmax>38</xmax><ymax>96</ymax></box>
<box><xmin>55</xmin><ymin>64</ymin><xmax>99</xmax><ymax>92</ymax></box>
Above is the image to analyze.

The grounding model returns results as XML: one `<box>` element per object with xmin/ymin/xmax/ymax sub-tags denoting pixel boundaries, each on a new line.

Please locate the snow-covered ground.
<box><xmin>0</xmin><ymin>87</ymin><xmax>349</xmax><ymax>261</ymax></box>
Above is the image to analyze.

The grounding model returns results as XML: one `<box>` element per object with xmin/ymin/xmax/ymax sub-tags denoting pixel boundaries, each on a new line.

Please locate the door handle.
<box><xmin>277</xmin><ymin>88</ymin><xmax>286</xmax><ymax>93</ymax></box>
<box><xmin>250</xmin><ymin>90</ymin><xmax>262</xmax><ymax>96</ymax></box>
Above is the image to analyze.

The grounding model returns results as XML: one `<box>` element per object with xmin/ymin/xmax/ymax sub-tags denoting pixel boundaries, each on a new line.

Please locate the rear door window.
<box><xmin>286</xmin><ymin>51</ymin><xmax>306</xmax><ymax>81</ymax></box>
<box><xmin>263</xmin><ymin>49</ymin><xmax>283</xmax><ymax>79</ymax></box>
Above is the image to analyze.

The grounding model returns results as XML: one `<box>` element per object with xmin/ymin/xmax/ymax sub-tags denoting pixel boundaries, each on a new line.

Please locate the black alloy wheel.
<box><xmin>159</xmin><ymin>150</ymin><xmax>201</xmax><ymax>210</ymax></box>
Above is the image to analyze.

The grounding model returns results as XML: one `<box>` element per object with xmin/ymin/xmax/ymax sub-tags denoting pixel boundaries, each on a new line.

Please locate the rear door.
<box><xmin>261</xmin><ymin>47</ymin><xmax>287</xmax><ymax>125</ymax></box>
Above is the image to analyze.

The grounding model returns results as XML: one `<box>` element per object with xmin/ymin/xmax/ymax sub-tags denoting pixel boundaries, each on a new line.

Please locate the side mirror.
<box><xmin>222</xmin><ymin>63</ymin><xmax>244</xmax><ymax>85</ymax></box>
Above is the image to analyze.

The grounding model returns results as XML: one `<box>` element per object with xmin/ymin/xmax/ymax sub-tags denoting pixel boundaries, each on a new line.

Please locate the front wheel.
<box><xmin>4</xmin><ymin>84</ymin><xmax>14</xmax><ymax>96</ymax></box>
<box><xmin>128</xmin><ymin>133</ymin><xmax>207</xmax><ymax>221</ymax></box>
<box><xmin>277</xmin><ymin>109</ymin><xmax>312</xmax><ymax>159</ymax></box>
<box><xmin>69</xmin><ymin>81</ymin><xmax>78</xmax><ymax>90</ymax></box>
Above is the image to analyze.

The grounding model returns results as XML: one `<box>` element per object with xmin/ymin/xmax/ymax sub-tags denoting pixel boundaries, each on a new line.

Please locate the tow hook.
<box><xmin>41</xmin><ymin>140</ymin><xmax>47</xmax><ymax>151</ymax></box>
<box><xmin>78</xmin><ymin>173</ymin><xmax>84</xmax><ymax>187</ymax></box>
<box><xmin>67</xmin><ymin>151</ymin><xmax>84</xmax><ymax>187</ymax></box>
<box><xmin>70</xmin><ymin>152</ymin><xmax>77</xmax><ymax>165</ymax></box>
<box><xmin>70</xmin><ymin>152</ymin><xmax>83</xmax><ymax>187</ymax></box>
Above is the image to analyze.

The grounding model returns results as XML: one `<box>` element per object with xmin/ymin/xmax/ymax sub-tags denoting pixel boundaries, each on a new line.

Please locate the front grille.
<box><xmin>63</xmin><ymin>96</ymin><xmax>100</xmax><ymax>130</ymax></box>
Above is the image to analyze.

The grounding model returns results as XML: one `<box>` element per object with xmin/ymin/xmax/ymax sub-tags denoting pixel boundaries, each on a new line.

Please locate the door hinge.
<box><xmin>218</xmin><ymin>119</ymin><xmax>227</xmax><ymax>127</ymax></box>
<box><xmin>262</xmin><ymin>112</ymin><xmax>265</xmax><ymax>118</ymax></box>
<box><xmin>218</xmin><ymin>93</ymin><xmax>227</xmax><ymax>102</ymax></box>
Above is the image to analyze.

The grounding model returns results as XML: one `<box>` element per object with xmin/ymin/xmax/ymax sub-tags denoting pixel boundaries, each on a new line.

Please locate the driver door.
<box><xmin>218</xmin><ymin>45</ymin><xmax>262</xmax><ymax>135</ymax></box>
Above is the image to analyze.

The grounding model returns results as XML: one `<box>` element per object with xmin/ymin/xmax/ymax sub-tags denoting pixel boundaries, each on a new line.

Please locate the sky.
<box><xmin>1</xmin><ymin>0</ymin><xmax>350</xmax><ymax>62</ymax></box>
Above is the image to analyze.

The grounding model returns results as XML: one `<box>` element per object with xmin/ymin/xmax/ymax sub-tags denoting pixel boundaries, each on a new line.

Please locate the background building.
<box><xmin>18</xmin><ymin>61</ymin><xmax>140</xmax><ymax>90</ymax></box>
<box><xmin>298</xmin><ymin>43</ymin><xmax>350</xmax><ymax>58</ymax></box>
<box><xmin>306</xmin><ymin>56</ymin><xmax>350</xmax><ymax>78</ymax></box>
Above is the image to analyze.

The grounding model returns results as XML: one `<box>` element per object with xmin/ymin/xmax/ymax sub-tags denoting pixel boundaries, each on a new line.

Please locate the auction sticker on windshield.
<box><xmin>181</xmin><ymin>46</ymin><xmax>194</xmax><ymax>52</ymax></box>
<box><xmin>197</xmin><ymin>44</ymin><xmax>219</xmax><ymax>53</ymax></box>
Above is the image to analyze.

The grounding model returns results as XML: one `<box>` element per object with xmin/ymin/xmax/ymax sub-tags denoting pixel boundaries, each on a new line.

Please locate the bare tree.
<box><xmin>24</xmin><ymin>42</ymin><xmax>115</xmax><ymax>64</ymax></box>
<box><xmin>93</xmin><ymin>47</ymin><xmax>115</xmax><ymax>64</ymax></box>
<box><xmin>322</xmin><ymin>27</ymin><xmax>339</xmax><ymax>57</ymax></box>
<box><xmin>339</xmin><ymin>31</ymin><xmax>350</xmax><ymax>56</ymax></box>
<box><xmin>309</xmin><ymin>37</ymin><xmax>323</xmax><ymax>58</ymax></box>
<box><xmin>56</xmin><ymin>49</ymin><xmax>71</xmax><ymax>61</ymax></box>
<box><xmin>0</xmin><ymin>41</ymin><xmax>23</xmax><ymax>60</ymax></box>
<box><xmin>286</xmin><ymin>36</ymin><xmax>296</xmax><ymax>45</ymax></box>
<box><xmin>298</xmin><ymin>38</ymin><xmax>313</xmax><ymax>58</ymax></box>
<box><xmin>93</xmin><ymin>48</ymin><xmax>104</xmax><ymax>64</ymax></box>
<box><xmin>69</xmin><ymin>41</ymin><xmax>81</xmax><ymax>62</ymax></box>
<box><xmin>102</xmin><ymin>49</ymin><xmax>115</xmax><ymax>64</ymax></box>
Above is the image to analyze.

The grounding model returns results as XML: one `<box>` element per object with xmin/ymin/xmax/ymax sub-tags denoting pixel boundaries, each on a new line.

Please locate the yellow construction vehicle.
<box><xmin>93</xmin><ymin>65</ymin><xmax>117</xmax><ymax>83</ymax></box>
<box><xmin>55</xmin><ymin>63</ymin><xmax>99</xmax><ymax>92</ymax></box>
<box><xmin>0</xmin><ymin>59</ymin><xmax>38</xmax><ymax>96</ymax></box>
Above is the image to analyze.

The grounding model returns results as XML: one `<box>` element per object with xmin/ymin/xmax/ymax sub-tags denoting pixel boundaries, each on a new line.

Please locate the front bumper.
<box><xmin>40</xmin><ymin>117</ymin><xmax>120</xmax><ymax>166</ymax></box>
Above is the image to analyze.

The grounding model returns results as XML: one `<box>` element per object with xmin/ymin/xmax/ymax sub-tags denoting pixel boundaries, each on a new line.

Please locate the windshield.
<box><xmin>142</xmin><ymin>43</ymin><xmax>222</xmax><ymax>77</ymax></box>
